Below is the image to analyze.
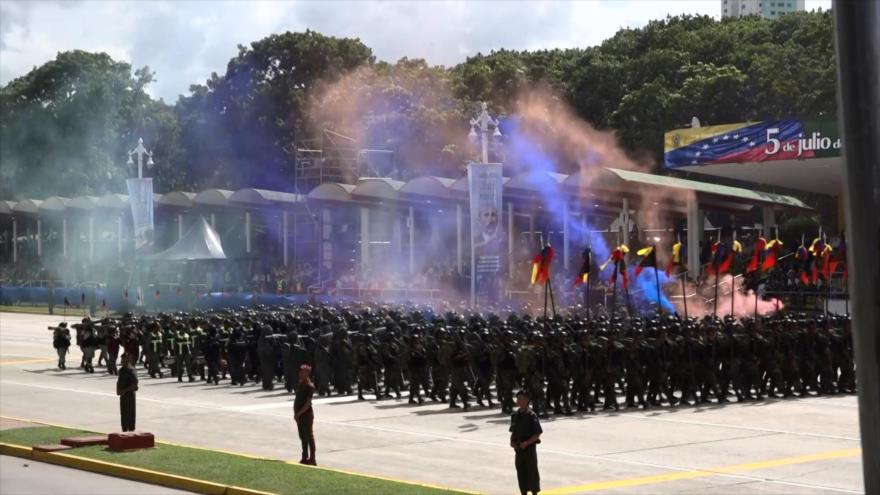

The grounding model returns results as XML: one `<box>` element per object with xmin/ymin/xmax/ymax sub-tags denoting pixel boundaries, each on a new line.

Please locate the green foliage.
<box><xmin>0</xmin><ymin>51</ymin><xmax>182</xmax><ymax>199</ymax></box>
<box><xmin>1</xmin><ymin>11</ymin><xmax>838</xmax><ymax>197</ymax></box>
<box><xmin>175</xmin><ymin>30</ymin><xmax>374</xmax><ymax>190</ymax></box>
<box><xmin>780</xmin><ymin>214</ymin><xmax>821</xmax><ymax>249</ymax></box>
<box><xmin>0</xmin><ymin>426</ymin><xmax>458</xmax><ymax>495</ymax></box>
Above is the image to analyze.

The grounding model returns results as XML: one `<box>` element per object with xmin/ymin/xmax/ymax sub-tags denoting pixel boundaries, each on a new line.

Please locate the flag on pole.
<box><xmin>809</xmin><ymin>236</ymin><xmax>832</xmax><ymax>284</ymax></box>
<box><xmin>530</xmin><ymin>244</ymin><xmax>554</xmax><ymax>286</ymax></box>
<box><xmin>80</xmin><ymin>293</ymin><xmax>86</xmax><ymax>305</ymax></box>
<box><xmin>707</xmin><ymin>241</ymin><xmax>733</xmax><ymax>275</ymax></box>
<box><xmin>64</xmin><ymin>297</ymin><xmax>71</xmax><ymax>307</ymax></box>
<box><xmin>574</xmin><ymin>247</ymin><xmax>591</xmax><ymax>286</ymax></box>
<box><xmin>101</xmin><ymin>298</ymin><xmax>106</xmax><ymax>309</ymax></box>
<box><xmin>747</xmin><ymin>237</ymin><xmax>767</xmax><ymax>273</ymax></box>
<box><xmin>665</xmin><ymin>240</ymin><xmax>683</xmax><ymax>276</ymax></box>
<box><xmin>601</xmin><ymin>244</ymin><xmax>630</xmax><ymax>288</ymax></box>
<box><xmin>634</xmin><ymin>245</ymin><xmax>656</xmax><ymax>277</ymax></box>
<box><xmin>123</xmin><ymin>288</ymin><xmax>129</xmax><ymax>300</ymax></box>
<box><xmin>155</xmin><ymin>289</ymin><xmax>161</xmax><ymax>301</ymax></box>
<box><xmin>762</xmin><ymin>237</ymin><xmax>783</xmax><ymax>272</ymax></box>
<box><xmin>795</xmin><ymin>241</ymin><xmax>812</xmax><ymax>286</ymax></box>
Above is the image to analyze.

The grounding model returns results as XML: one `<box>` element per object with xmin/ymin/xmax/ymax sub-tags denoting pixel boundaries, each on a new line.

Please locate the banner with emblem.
<box><xmin>468</xmin><ymin>163</ymin><xmax>504</xmax><ymax>308</ymax></box>
<box><xmin>664</xmin><ymin>119</ymin><xmax>840</xmax><ymax>168</ymax></box>
<box><xmin>126</xmin><ymin>178</ymin><xmax>154</xmax><ymax>251</ymax></box>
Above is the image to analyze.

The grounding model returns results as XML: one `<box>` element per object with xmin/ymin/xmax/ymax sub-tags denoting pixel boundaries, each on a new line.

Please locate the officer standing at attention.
<box><xmin>294</xmin><ymin>364</ymin><xmax>317</xmax><ymax>466</ymax></box>
<box><xmin>116</xmin><ymin>353</ymin><xmax>139</xmax><ymax>432</ymax></box>
<box><xmin>510</xmin><ymin>390</ymin><xmax>542</xmax><ymax>495</ymax></box>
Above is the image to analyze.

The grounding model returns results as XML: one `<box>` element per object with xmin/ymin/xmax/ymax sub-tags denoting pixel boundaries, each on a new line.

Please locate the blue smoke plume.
<box><xmin>501</xmin><ymin>116</ymin><xmax>676</xmax><ymax>315</ymax></box>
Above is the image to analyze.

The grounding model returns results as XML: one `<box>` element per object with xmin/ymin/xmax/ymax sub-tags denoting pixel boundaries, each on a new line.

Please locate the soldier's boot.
<box><xmin>357</xmin><ymin>383</ymin><xmax>366</xmax><ymax>401</ymax></box>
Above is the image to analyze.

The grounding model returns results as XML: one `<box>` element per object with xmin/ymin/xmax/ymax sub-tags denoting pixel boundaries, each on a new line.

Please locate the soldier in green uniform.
<box><xmin>495</xmin><ymin>331</ymin><xmax>518</xmax><ymax>414</ymax></box>
<box><xmin>116</xmin><ymin>353</ymin><xmax>139</xmax><ymax>432</ymax></box>
<box><xmin>407</xmin><ymin>331</ymin><xmax>430</xmax><ymax>404</ymax></box>
<box><xmin>50</xmin><ymin>322</ymin><xmax>71</xmax><ymax>370</ymax></box>
<box><xmin>175</xmin><ymin>327</ymin><xmax>194</xmax><ymax>382</ymax></box>
<box><xmin>510</xmin><ymin>390</ymin><xmax>542</xmax><ymax>495</ymax></box>
<box><xmin>145</xmin><ymin>322</ymin><xmax>164</xmax><ymax>378</ymax></box>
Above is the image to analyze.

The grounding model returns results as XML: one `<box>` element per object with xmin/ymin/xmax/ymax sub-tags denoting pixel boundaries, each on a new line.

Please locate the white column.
<box><xmin>322</xmin><ymin>208</ymin><xmax>332</xmax><ymax>270</ymax></box>
<box><xmin>177</xmin><ymin>213</ymin><xmax>184</xmax><ymax>240</ymax></box>
<box><xmin>686</xmin><ymin>195</ymin><xmax>702</xmax><ymax>278</ymax></box>
<box><xmin>408</xmin><ymin>206</ymin><xmax>415</xmax><ymax>275</ymax></box>
<box><xmin>360</xmin><ymin>207</ymin><xmax>370</xmax><ymax>270</ymax></box>
<box><xmin>528</xmin><ymin>215</ymin><xmax>535</xmax><ymax>246</ymax></box>
<box><xmin>88</xmin><ymin>216</ymin><xmax>94</xmax><ymax>261</ymax></box>
<box><xmin>210</xmin><ymin>212</ymin><xmax>216</xmax><ymax>230</ymax></box>
<box><xmin>245</xmin><ymin>211</ymin><xmax>252</xmax><ymax>254</ymax></box>
<box><xmin>11</xmin><ymin>217</ymin><xmax>17</xmax><ymax>263</ymax></box>
<box><xmin>563</xmin><ymin>201</ymin><xmax>570</xmax><ymax>270</ymax></box>
<box><xmin>762</xmin><ymin>206</ymin><xmax>776</xmax><ymax>238</ymax></box>
<box><xmin>621</xmin><ymin>198</ymin><xmax>630</xmax><ymax>247</ymax></box>
<box><xmin>282</xmin><ymin>210</ymin><xmax>289</xmax><ymax>266</ymax></box>
<box><xmin>62</xmin><ymin>218</ymin><xmax>67</xmax><ymax>258</ymax></box>
<box><xmin>393</xmin><ymin>212</ymin><xmax>403</xmax><ymax>256</ymax></box>
<box><xmin>36</xmin><ymin>217</ymin><xmax>42</xmax><ymax>258</ymax></box>
<box><xmin>456</xmin><ymin>204</ymin><xmax>463</xmax><ymax>275</ymax></box>
<box><xmin>507</xmin><ymin>202</ymin><xmax>514</xmax><ymax>279</ymax></box>
<box><xmin>117</xmin><ymin>215</ymin><xmax>123</xmax><ymax>259</ymax></box>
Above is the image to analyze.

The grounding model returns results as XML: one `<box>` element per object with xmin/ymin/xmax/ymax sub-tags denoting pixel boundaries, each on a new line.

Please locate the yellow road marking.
<box><xmin>543</xmin><ymin>448</ymin><xmax>862</xmax><ymax>494</ymax></box>
<box><xmin>0</xmin><ymin>358</ymin><xmax>55</xmax><ymax>366</ymax></box>
<box><xmin>0</xmin><ymin>414</ymin><xmax>479</xmax><ymax>494</ymax></box>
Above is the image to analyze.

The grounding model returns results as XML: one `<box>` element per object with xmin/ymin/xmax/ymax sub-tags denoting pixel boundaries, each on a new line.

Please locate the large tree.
<box><xmin>0</xmin><ymin>50</ymin><xmax>182</xmax><ymax>199</ymax></box>
<box><xmin>2</xmin><ymin>11</ymin><xmax>838</xmax><ymax>198</ymax></box>
<box><xmin>176</xmin><ymin>30</ymin><xmax>375</xmax><ymax>190</ymax></box>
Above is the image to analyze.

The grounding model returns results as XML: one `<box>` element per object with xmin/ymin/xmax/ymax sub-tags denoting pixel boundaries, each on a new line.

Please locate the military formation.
<box><xmin>49</xmin><ymin>305</ymin><xmax>856</xmax><ymax>416</ymax></box>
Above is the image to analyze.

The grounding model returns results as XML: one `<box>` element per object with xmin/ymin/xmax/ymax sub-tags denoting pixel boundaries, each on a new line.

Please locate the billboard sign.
<box><xmin>467</xmin><ymin>163</ymin><xmax>504</xmax><ymax>308</ymax></box>
<box><xmin>664</xmin><ymin>119</ymin><xmax>840</xmax><ymax>169</ymax></box>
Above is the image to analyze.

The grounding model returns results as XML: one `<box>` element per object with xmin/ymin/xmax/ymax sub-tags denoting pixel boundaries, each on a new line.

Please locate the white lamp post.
<box><xmin>127</xmin><ymin>137</ymin><xmax>154</xmax><ymax>179</ymax></box>
<box><xmin>469</xmin><ymin>101</ymin><xmax>502</xmax><ymax>163</ymax></box>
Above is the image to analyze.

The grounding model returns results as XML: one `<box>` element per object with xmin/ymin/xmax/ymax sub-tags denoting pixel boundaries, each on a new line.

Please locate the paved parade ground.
<box><xmin>0</xmin><ymin>311</ymin><xmax>864</xmax><ymax>494</ymax></box>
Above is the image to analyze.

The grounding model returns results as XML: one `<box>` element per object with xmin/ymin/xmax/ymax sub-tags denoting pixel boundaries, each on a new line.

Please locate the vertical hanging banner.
<box><xmin>126</xmin><ymin>178</ymin><xmax>154</xmax><ymax>251</ymax></box>
<box><xmin>468</xmin><ymin>163</ymin><xmax>504</xmax><ymax>307</ymax></box>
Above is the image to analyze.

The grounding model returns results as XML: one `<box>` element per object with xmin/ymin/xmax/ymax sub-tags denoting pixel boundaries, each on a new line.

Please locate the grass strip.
<box><xmin>1</xmin><ymin>426</ymin><xmax>465</xmax><ymax>495</ymax></box>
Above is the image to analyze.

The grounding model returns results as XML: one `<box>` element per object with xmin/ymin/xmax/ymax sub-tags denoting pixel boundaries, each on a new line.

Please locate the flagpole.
<box><xmin>680</xmin><ymin>267</ymin><xmax>688</xmax><ymax>320</ymax></box>
<box><xmin>585</xmin><ymin>273</ymin><xmax>592</xmax><ymax>318</ymax></box>
<box><xmin>543</xmin><ymin>281</ymin><xmax>548</xmax><ymax>320</ymax></box>
<box><xmin>754</xmin><ymin>278</ymin><xmax>759</xmax><ymax>320</ymax></box>
<box><xmin>713</xmin><ymin>270</ymin><xmax>720</xmax><ymax>319</ymax></box>
<box><xmin>547</xmin><ymin>276</ymin><xmax>557</xmax><ymax>318</ymax></box>
<box><xmin>731</xmin><ymin>229</ymin><xmax>737</xmax><ymax>318</ymax></box>
<box><xmin>585</xmin><ymin>241</ymin><xmax>592</xmax><ymax>318</ymax></box>
<box><xmin>713</xmin><ymin>229</ymin><xmax>720</xmax><ymax>319</ymax></box>
<box><xmin>610</xmin><ymin>275</ymin><xmax>617</xmax><ymax>317</ymax></box>
<box><xmin>654</xmin><ymin>265</ymin><xmax>661</xmax><ymax>315</ymax></box>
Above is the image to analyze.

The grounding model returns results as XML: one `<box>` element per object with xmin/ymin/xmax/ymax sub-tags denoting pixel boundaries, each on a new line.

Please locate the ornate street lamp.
<box><xmin>469</xmin><ymin>102</ymin><xmax>502</xmax><ymax>163</ymax></box>
<box><xmin>127</xmin><ymin>137</ymin><xmax>154</xmax><ymax>179</ymax></box>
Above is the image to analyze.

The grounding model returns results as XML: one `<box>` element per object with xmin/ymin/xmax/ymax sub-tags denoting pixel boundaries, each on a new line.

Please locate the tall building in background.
<box><xmin>722</xmin><ymin>0</ymin><xmax>805</xmax><ymax>19</ymax></box>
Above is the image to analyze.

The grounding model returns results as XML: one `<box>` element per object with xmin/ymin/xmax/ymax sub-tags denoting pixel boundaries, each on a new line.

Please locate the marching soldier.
<box><xmin>50</xmin><ymin>322</ymin><xmax>71</xmax><ymax>370</ymax></box>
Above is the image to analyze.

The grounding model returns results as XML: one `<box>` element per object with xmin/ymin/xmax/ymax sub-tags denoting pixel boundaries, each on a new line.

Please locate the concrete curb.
<box><xmin>0</xmin><ymin>442</ymin><xmax>275</xmax><ymax>495</ymax></box>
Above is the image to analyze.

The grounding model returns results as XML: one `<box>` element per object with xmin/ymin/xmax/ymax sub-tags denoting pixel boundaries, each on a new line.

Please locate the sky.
<box><xmin>0</xmin><ymin>0</ymin><xmax>832</xmax><ymax>103</ymax></box>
